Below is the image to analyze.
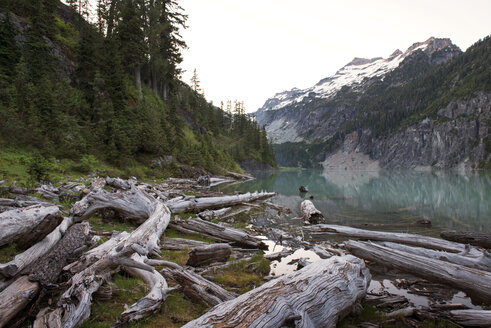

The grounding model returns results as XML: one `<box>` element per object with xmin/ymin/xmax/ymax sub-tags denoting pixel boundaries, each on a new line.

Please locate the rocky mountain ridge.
<box><xmin>255</xmin><ymin>36</ymin><xmax>490</xmax><ymax>170</ymax></box>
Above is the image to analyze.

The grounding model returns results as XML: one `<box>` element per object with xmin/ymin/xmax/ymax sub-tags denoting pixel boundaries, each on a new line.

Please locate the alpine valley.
<box><xmin>254</xmin><ymin>36</ymin><xmax>491</xmax><ymax>170</ymax></box>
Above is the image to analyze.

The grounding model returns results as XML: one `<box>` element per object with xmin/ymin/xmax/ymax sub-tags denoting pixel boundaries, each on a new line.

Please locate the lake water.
<box><xmin>215</xmin><ymin>169</ymin><xmax>491</xmax><ymax>235</ymax></box>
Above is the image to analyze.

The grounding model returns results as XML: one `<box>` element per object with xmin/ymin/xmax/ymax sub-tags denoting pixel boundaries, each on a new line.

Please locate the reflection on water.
<box><xmin>215</xmin><ymin>169</ymin><xmax>491</xmax><ymax>233</ymax></box>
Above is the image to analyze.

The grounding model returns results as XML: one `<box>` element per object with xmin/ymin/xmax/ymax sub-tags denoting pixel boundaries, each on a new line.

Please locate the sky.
<box><xmin>178</xmin><ymin>0</ymin><xmax>491</xmax><ymax>112</ymax></box>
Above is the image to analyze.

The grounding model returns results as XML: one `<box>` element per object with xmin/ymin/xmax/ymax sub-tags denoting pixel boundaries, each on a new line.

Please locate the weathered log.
<box><xmin>311</xmin><ymin>245</ymin><xmax>335</xmax><ymax>259</ymax></box>
<box><xmin>105</xmin><ymin>176</ymin><xmax>132</xmax><ymax>190</ymax></box>
<box><xmin>186</xmin><ymin>243</ymin><xmax>231</xmax><ymax>267</ymax></box>
<box><xmin>197</xmin><ymin>207</ymin><xmax>231</xmax><ymax>221</ymax></box>
<box><xmin>306</xmin><ymin>224</ymin><xmax>481</xmax><ymax>256</ymax></box>
<box><xmin>346</xmin><ymin>240</ymin><xmax>491</xmax><ymax>302</ymax></box>
<box><xmin>114</xmin><ymin>253</ymin><xmax>169</xmax><ymax>327</ymax></box>
<box><xmin>386</xmin><ymin>307</ymin><xmax>416</xmax><ymax>319</ymax></box>
<box><xmin>166</xmin><ymin>191</ymin><xmax>275</xmax><ymax>214</ymax></box>
<box><xmin>0</xmin><ymin>178</ymin><xmax>106</xmax><ymax>278</ymax></box>
<box><xmin>182</xmin><ymin>255</ymin><xmax>370</xmax><ymax>328</ymax></box>
<box><xmin>53</xmin><ymin>190</ymin><xmax>171</xmax><ymax>328</ymax></box>
<box><xmin>441</xmin><ymin>230</ymin><xmax>491</xmax><ymax>249</ymax></box>
<box><xmin>263</xmin><ymin>201</ymin><xmax>291</xmax><ymax>214</ymax></box>
<box><xmin>0</xmin><ymin>205</ymin><xmax>60</xmax><ymax>247</ymax></box>
<box><xmin>300</xmin><ymin>200</ymin><xmax>324</xmax><ymax>224</ymax></box>
<box><xmin>33</xmin><ymin>308</ymin><xmax>62</xmax><ymax>328</ymax></box>
<box><xmin>450</xmin><ymin>310</ymin><xmax>491</xmax><ymax>327</ymax></box>
<box><xmin>170</xmin><ymin>217</ymin><xmax>267</xmax><ymax>249</ymax></box>
<box><xmin>28</xmin><ymin>223</ymin><xmax>92</xmax><ymax>287</ymax></box>
<box><xmin>0</xmin><ymin>198</ymin><xmax>57</xmax><ymax>209</ymax></box>
<box><xmin>159</xmin><ymin>261</ymin><xmax>236</xmax><ymax>307</ymax></box>
<box><xmin>225</xmin><ymin>170</ymin><xmax>253</xmax><ymax>181</ymax></box>
<box><xmin>161</xmin><ymin>237</ymin><xmax>209</xmax><ymax>250</ymax></box>
<box><xmin>0</xmin><ymin>275</ymin><xmax>40</xmax><ymax>328</ymax></box>
<box><xmin>264</xmin><ymin>248</ymin><xmax>294</xmax><ymax>261</ymax></box>
<box><xmin>376</xmin><ymin>241</ymin><xmax>491</xmax><ymax>272</ymax></box>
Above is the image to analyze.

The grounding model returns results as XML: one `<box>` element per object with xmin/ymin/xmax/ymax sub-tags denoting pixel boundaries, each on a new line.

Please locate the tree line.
<box><xmin>0</xmin><ymin>0</ymin><xmax>276</xmax><ymax>173</ymax></box>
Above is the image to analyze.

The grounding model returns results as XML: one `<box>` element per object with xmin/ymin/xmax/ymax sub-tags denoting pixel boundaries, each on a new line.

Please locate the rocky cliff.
<box><xmin>255</xmin><ymin>36</ymin><xmax>490</xmax><ymax>170</ymax></box>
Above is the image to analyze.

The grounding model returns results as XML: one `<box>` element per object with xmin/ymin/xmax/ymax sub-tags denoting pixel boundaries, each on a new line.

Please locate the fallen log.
<box><xmin>170</xmin><ymin>217</ymin><xmax>267</xmax><ymax>249</ymax></box>
<box><xmin>311</xmin><ymin>245</ymin><xmax>335</xmax><ymax>259</ymax></box>
<box><xmin>346</xmin><ymin>240</ymin><xmax>491</xmax><ymax>302</ymax></box>
<box><xmin>105</xmin><ymin>176</ymin><xmax>132</xmax><ymax>190</ymax></box>
<box><xmin>182</xmin><ymin>255</ymin><xmax>370</xmax><ymax>328</ymax></box>
<box><xmin>158</xmin><ymin>261</ymin><xmax>236</xmax><ymax>307</ymax></box>
<box><xmin>450</xmin><ymin>310</ymin><xmax>491</xmax><ymax>327</ymax></box>
<box><xmin>0</xmin><ymin>205</ymin><xmax>60</xmax><ymax>247</ymax></box>
<box><xmin>225</xmin><ymin>170</ymin><xmax>253</xmax><ymax>181</ymax></box>
<box><xmin>161</xmin><ymin>237</ymin><xmax>209</xmax><ymax>250</ymax></box>
<box><xmin>263</xmin><ymin>201</ymin><xmax>291</xmax><ymax>214</ymax></box>
<box><xmin>0</xmin><ymin>178</ymin><xmax>106</xmax><ymax>278</ymax></box>
<box><xmin>186</xmin><ymin>243</ymin><xmax>231</xmax><ymax>267</ymax></box>
<box><xmin>0</xmin><ymin>276</ymin><xmax>40</xmax><ymax>328</ymax></box>
<box><xmin>301</xmin><ymin>200</ymin><xmax>324</xmax><ymax>224</ymax></box>
<box><xmin>166</xmin><ymin>191</ymin><xmax>275</xmax><ymax>214</ymax></box>
<box><xmin>306</xmin><ymin>224</ymin><xmax>481</xmax><ymax>256</ymax></box>
<box><xmin>264</xmin><ymin>248</ymin><xmax>294</xmax><ymax>261</ymax></box>
<box><xmin>51</xmin><ymin>190</ymin><xmax>171</xmax><ymax>328</ymax></box>
<box><xmin>197</xmin><ymin>207</ymin><xmax>231</xmax><ymax>221</ymax></box>
<box><xmin>441</xmin><ymin>230</ymin><xmax>491</xmax><ymax>249</ymax></box>
<box><xmin>376</xmin><ymin>241</ymin><xmax>491</xmax><ymax>272</ymax></box>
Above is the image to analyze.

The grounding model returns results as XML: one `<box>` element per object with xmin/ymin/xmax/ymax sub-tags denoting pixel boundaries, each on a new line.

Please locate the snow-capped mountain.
<box><xmin>259</xmin><ymin>37</ymin><xmax>458</xmax><ymax>113</ymax></box>
<box><xmin>255</xmin><ymin>37</ymin><xmax>461</xmax><ymax>144</ymax></box>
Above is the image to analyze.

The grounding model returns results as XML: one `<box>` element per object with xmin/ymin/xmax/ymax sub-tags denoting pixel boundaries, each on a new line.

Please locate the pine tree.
<box><xmin>190</xmin><ymin>68</ymin><xmax>201</xmax><ymax>93</ymax></box>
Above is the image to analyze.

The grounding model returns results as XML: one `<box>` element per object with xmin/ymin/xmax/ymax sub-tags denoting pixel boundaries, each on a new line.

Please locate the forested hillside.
<box><xmin>0</xmin><ymin>0</ymin><xmax>275</xmax><ymax>179</ymax></box>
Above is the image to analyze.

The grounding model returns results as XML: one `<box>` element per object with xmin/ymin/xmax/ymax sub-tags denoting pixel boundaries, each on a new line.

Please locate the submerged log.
<box><xmin>182</xmin><ymin>255</ymin><xmax>370</xmax><ymax>328</ymax></box>
<box><xmin>450</xmin><ymin>309</ymin><xmax>491</xmax><ymax>327</ymax></box>
<box><xmin>0</xmin><ymin>205</ymin><xmax>60</xmax><ymax>247</ymax></box>
<box><xmin>159</xmin><ymin>261</ymin><xmax>236</xmax><ymax>307</ymax></box>
<box><xmin>186</xmin><ymin>243</ymin><xmax>231</xmax><ymax>267</ymax></box>
<box><xmin>375</xmin><ymin>241</ymin><xmax>491</xmax><ymax>272</ymax></box>
<box><xmin>0</xmin><ymin>276</ymin><xmax>40</xmax><ymax>328</ymax></box>
<box><xmin>166</xmin><ymin>191</ymin><xmax>275</xmax><ymax>214</ymax></box>
<box><xmin>300</xmin><ymin>200</ymin><xmax>324</xmax><ymax>224</ymax></box>
<box><xmin>170</xmin><ymin>217</ymin><xmax>267</xmax><ymax>249</ymax></box>
<box><xmin>306</xmin><ymin>224</ymin><xmax>481</xmax><ymax>256</ymax></box>
<box><xmin>441</xmin><ymin>230</ymin><xmax>491</xmax><ymax>249</ymax></box>
<box><xmin>346</xmin><ymin>240</ymin><xmax>491</xmax><ymax>302</ymax></box>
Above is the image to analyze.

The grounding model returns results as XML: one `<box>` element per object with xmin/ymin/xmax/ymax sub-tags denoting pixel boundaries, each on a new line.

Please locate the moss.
<box><xmin>0</xmin><ymin>242</ymin><xmax>21</xmax><ymax>263</ymax></box>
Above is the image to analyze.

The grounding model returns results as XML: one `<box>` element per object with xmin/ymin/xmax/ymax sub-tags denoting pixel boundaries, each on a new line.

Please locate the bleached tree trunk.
<box><xmin>182</xmin><ymin>256</ymin><xmax>370</xmax><ymax>328</ymax></box>
<box><xmin>0</xmin><ymin>276</ymin><xmax>40</xmax><ymax>328</ymax></box>
<box><xmin>300</xmin><ymin>200</ymin><xmax>324</xmax><ymax>224</ymax></box>
<box><xmin>441</xmin><ymin>230</ymin><xmax>491</xmax><ymax>249</ymax></box>
<box><xmin>186</xmin><ymin>243</ymin><xmax>231</xmax><ymax>267</ymax></box>
<box><xmin>346</xmin><ymin>240</ymin><xmax>491</xmax><ymax>302</ymax></box>
<box><xmin>450</xmin><ymin>310</ymin><xmax>491</xmax><ymax>327</ymax></box>
<box><xmin>306</xmin><ymin>224</ymin><xmax>481</xmax><ymax>256</ymax></box>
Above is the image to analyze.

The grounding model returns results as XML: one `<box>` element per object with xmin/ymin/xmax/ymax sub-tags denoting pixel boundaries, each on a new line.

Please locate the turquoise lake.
<box><xmin>214</xmin><ymin>169</ymin><xmax>491</xmax><ymax>235</ymax></box>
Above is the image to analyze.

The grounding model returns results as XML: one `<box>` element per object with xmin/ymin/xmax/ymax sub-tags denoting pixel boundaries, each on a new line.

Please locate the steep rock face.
<box><xmin>324</xmin><ymin>92</ymin><xmax>490</xmax><ymax>170</ymax></box>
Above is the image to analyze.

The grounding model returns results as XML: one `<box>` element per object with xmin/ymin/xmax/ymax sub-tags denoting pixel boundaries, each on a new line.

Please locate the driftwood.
<box><xmin>157</xmin><ymin>261</ymin><xmax>237</xmax><ymax>307</ymax></box>
<box><xmin>263</xmin><ymin>201</ymin><xmax>291</xmax><ymax>214</ymax></box>
<box><xmin>186</xmin><ymin>243</ymin><xmax>231</xmax><ymax>267</ymax></box>
<box><xmin>0</xmin><ymin>178</ymin><xmax>106</xmax><ymax>278</ymax></box>
<box><xmin>0</xmin><ymin>205</ymin><xmax>60</xmax><ymax>247</ymax></box>
<box><xmin>161</xmin><ymin>237</ymin><xmax>209</xmax><ymax>250</ymax></box>
<box><xmin>264</xmin><ymin>248</ymin><xmax>294</xmax><ymax>261</ymax></box>
<box><xmin>441</xmin><ymin>230</ymin><xmax>491</xmax><ymax>249</ymax></box>
<box><xmin>450</xmin><ymin>309</ymin><xmax>491</xmax><ymax>327</ymax></box>
<box><xmin>182</xmin><ymin>255</ymin><xmax>370</xmax><ymax>328</ymax></box>
<box><xmin>225</xmin><ymin>170</ymin><xmax>253</xmax><ymax>181</ymax></box>
<box><xmin>311</xmin><ymin>245</ymin><xmax>335</xmax><ymax>259</ymax></box>
<box><xmin>197</xmin><ymin>207</ymin><xmax>231</xmax><ymax>221</ymax></box>
<box><xmin>105</xmin><ymin>176</ymin><xmax>132</xmax><ymax>190</ymax></box>
<box><xmin>0</xmin><ymin>275</ymin><xmax>40</xmax><ymax>328</ymax></box>
<box><xmin>376</xmin><ymin>241</ymin><xmax>491</xmax><ymax>272</ymax></box>
<box><xmin>42</xmin><ymin>188</ymin><xmax>171</xmax><ymax>328</ymax></box>
<box><xmin>306</xmin><ymin>224</ymin><xmax>481</xmax><ymax>256</ymax></box>
<box><xmin>166</xmin><ymin>191</ymin><xmax>275</xmax><ymax>214</ymax></box>
<box><xmin>300</xmin><ymin>200</ymin><xmax>324</xmax><ymax>224</ymax></box>
<box><xmin>170</xmin><ymin>217</ymin><xmax>267</xmax><ymax>249</ymax></box>
<box><xmin>346</xmin><ymin>240</ymin><xmax>491</xmax><ymax>302</ymax></box>
<box><xmin>29</xmin><ymin>223</ymin><xmax>92</xmax><ymax>287</ymax></box>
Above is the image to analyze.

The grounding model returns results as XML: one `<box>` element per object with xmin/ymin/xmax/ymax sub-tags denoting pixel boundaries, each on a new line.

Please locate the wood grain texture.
<box><xmin>182</xmin><ymin>255</ymin><xmax>370</xmax><ymax>328</ymax></box>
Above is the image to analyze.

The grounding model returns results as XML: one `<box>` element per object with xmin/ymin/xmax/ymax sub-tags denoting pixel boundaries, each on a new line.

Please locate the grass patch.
<box><xmin>87</xmin><ymin>215</ymin><xmax>136</xmax><ymax>233</ymax></box>
<box><xmin>212</xmin><ymin>252</ymin><xmax>270</xmax><ymax>294</ymax></box>
<box><xmin>338</xmin><ymin>305</ymin><xmax>385</xmax><ymax>328</ymax></box>
<box><xmin>160</xmin><ymin>249</ymin><xmax>188</xmax><ymax>266</ymax></box>
<box><xmin>0</xmin><ymin>242</ymin><xmax>21</xmax><ymax>263</ymax></box>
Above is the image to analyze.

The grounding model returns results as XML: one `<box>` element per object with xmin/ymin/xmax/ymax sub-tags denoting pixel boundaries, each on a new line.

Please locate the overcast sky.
<box><xmin>179</xmin><ymin>0</ymin><xmax>491</xmax><ymax>112</ymax></box>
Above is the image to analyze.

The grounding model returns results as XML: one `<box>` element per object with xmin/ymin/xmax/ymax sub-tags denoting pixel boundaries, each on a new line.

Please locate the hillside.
<box><xmin>256</xmin><ymin>36</ymin><xmax>490</xmax><ymax>170</ymax></box>
<box><xmin>0</xmin><ymin>0</ymin><xmax>275</xmax><ymax>182</ymax></box>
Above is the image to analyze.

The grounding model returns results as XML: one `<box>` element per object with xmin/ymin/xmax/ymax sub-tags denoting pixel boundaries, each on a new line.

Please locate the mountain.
<box><xmin>255</xmin><ymin>37</ymin><xmax>490</xmax><ymax>170</ymax></box>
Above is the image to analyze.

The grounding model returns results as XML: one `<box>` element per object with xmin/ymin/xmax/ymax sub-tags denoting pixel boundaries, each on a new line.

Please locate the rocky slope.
<box><xmin>255</xmin><ymin>36</ymin><xmax>491</xmax><ymax>170</ymax></box>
